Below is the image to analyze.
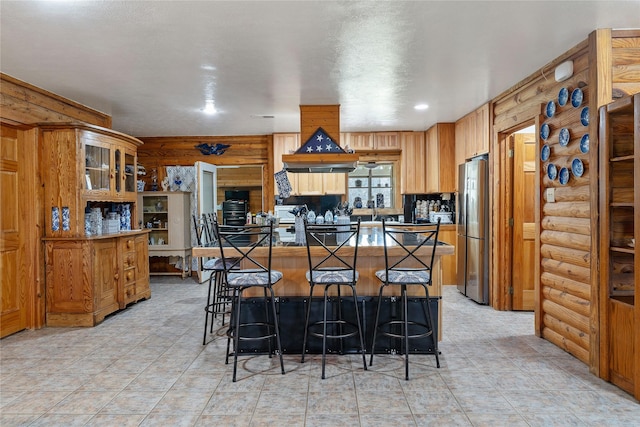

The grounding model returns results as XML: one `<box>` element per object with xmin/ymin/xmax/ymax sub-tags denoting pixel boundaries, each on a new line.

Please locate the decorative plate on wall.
<box><xmin>540</xmin><ymin>123</ymin><xmax>550</xmax><ymax>140</ymax></box>
<box><xmin>579</xmin><ymin>134</ymin><xmax>590</xmax><ymax>154</ymax></box>
<box><xmin>571</xmin><ymin>88</ymin><xmax>583</xmax><ymax>107</ymax></box>
<box><xmin>541</xmin><ymin>144</ymin><xmax>550</xmax><ymax>162</ymax></box>
<box><xmin>571</xmin><ymin>158</ymin><xmax>584</xmax><ymax>177</ymax></box>
<box><xmin>581</xmin><ymin>107</ymin><xmax>589</xmax><ymax>126</ymax></box>
<box><xmin>558</xmin><ymin>87</ymin><xmax>569</xmax><ymax>106</ymax></box>
<box><xmin>559</xmin><ymin>167</ymin><xmax>570</xmax><ymax>185</ymax></box>
<box><xmin>547</xmin><ymin>163</ymin><xmax>558</xmax><ymax>181</ymax></box>
<box><xmin>546</xmin><ymin>100</ymin><xmax>556</xmax><ymax>118</ymax></box>
<box><xmin>559</xmin><ymin>128</ymin><xmax>570</xmax><ymax>146</ymax></box>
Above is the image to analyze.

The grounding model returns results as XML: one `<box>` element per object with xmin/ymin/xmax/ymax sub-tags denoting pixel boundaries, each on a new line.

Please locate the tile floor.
<box><xmin>1</xmin><ymin>277</ymin><xmax>638</xmax><ymax>426</ymax></box>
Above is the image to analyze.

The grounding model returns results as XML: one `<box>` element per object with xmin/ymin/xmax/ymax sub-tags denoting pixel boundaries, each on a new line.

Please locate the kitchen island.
<box><xmin>192</xmin><ymin>223</ymin><xmax>454</xmax><ymax>351</ymax></box>
<box><xmin>192</xmin><ymin>222</ymin><xmax>454</xmax><ymax>297</ymax></box>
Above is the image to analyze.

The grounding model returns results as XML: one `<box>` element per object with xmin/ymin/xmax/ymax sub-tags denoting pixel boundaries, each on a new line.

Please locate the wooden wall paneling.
<box><xmin>299</xmin><ymin>105</ymin><xmax>340</xmax><ymax>143</ymax></box>
<box><xmin>0</xmin><ymin>74</ymin><xmax>111</xmax><ymax>128</ymax></box>
<box><xmin>611</xmin><ymin>33</ymin><xmax>640</xmax><ymax>96</ymax></box>
<box><xmin>137</xmin><ymin>135</ymin><xmax>270</xmax><ymax>190</ymax></box>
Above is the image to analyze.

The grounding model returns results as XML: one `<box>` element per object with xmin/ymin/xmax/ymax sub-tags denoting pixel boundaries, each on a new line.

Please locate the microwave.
<box><xmin>274</xmin><ymin>205</ymin><xmax>296</xmax><ymax>224</ymax></box>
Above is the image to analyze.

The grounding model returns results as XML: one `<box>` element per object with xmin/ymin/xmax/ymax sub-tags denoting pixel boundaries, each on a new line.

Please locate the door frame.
<box><xmin>194</xmin><ymin>161</ymin><xmax>217</xmax><ymax>283</ymax></box>
<box><xmin>491</xmin><ymin>103</ymin><xmax>543</xmax><ymax>334</ymax></box>
<box><xmin>511</xmin><ymin>131</ymin><xmax>537</xmax><ymax>311</ymax></box>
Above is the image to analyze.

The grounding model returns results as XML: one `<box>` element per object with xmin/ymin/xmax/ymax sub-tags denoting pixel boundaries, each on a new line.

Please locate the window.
<box><xmin>348</xmin><ymin>163</ymin><xmax>395</xmax><ymax>209</ymax></box>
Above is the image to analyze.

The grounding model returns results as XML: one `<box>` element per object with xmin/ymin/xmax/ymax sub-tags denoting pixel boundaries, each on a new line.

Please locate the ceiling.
<box><xmin>1</xmin><ymin>1</ymin><xmax>638</xmax><ymax>138</ymax></box>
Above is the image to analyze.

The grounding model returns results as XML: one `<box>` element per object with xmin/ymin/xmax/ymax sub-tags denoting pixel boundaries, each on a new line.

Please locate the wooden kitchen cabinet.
<box><xmin>344</xmin><ymin>132</ymin><xmax>373</xmax><ymax>150</ymax></box>
<box><xmin>400</xmin><ymin>131</ymin><xmax>427</xmax><ymax>194</ymax></box>
<box><xmin>425</xmin><ymin>123</ymin><xmax>456</xmax><ymax>193</ymax></box>
<box><xmin>273</xmin><ymin>133</ymin><xmax>300</xmax><ymax>196</ymax></box>
<box><xmin>438</xmin><ymin>227</ymin><xmax>457</xmax><ymax>285</ymax></box>
<box><xmin>598</xmin><ymin>93</ymin><xmax>639</xmax><ymax>400</ymax></box>
<box><xmin>373</xmin><ymin>132</ymin><xmax>401</xmax><ymax>149</ymax></box>
<box><xmin>454</xmin><ymin>103</ymin><xmax>490</xmax><ymax>187</ymax></box>
<box><xmin>343</xmin><ymin>132</ymin><xmax>400</xmax><ymax>151</ymax></box>
<box><xmin>44</xmin><ymin>231</ymin><xmax>150</xmax><ymax>327</ymax></box>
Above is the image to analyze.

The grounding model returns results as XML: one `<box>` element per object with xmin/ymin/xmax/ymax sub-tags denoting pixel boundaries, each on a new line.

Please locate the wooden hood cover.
<box><xmin>282</xmin><ymin>105</ymin><xmax>359</xmax><ymax>173</ymax></box>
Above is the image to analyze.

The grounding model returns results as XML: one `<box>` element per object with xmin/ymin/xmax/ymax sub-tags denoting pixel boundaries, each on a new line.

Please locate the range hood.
<box><xmin>282</xmin><ymin>152</ymin><xmax>359</xmax><ymax>173</ymax></box>
<box><xmin>283</xmin><ymin>105</ymin><xmax>358</xmax><ymax>173</ymax></box>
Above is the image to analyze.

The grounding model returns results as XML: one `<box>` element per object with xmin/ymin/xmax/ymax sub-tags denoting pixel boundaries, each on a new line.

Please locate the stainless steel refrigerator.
<box><xmin>457</xmin><ymin>156</ymin><xmax>489</xmax><ymax>304</ymax></box>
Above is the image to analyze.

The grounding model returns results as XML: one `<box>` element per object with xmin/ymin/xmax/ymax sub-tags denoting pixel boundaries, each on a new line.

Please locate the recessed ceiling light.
<box><xmin>414</xmin><ymin>103</ymin><xmax>429</xmax><ymax>111</ymax></box>
<box><xmin>203</xmin><ymin>100</ymin><xmax>217</xmax><ymax>115</ymax></box>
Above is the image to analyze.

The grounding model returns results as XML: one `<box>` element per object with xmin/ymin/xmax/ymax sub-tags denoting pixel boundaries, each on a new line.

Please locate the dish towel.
<box><xmin>275</xmin><ymin>169</ymin><xmax>292</xmax><ymax>198</ymax></box>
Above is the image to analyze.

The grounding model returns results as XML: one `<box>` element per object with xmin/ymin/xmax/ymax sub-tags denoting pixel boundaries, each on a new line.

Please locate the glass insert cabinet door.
<box><xmin>85</xmin><ymin>143</ymin><xmax>111</xmax><ymax>192</ymax></box>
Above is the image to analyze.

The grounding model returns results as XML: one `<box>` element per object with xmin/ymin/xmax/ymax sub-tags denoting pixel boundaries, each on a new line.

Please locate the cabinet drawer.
<box><xmin>124</xmin><ymin>238</ymin><xmax>136</xmax><ymax>250</ymax></box>
<box><xmin>123</xmin><ymin>267</ymin><xmax>136</xmax><ymax>285</ymax></box>
<box><xmin>123</xmin><ymin>252</ymin><xmax>136</xmax><ymax>268</ymax></box>
<box><xmin>124</xmin><ymin>283</ymin><xmax>136</xmax><ymax>302</ymax></box>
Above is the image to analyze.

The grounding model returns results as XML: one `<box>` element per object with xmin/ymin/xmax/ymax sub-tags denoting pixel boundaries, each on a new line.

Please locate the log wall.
<box><xmin>491</xmin><ymin>29</ymin><xmax>640</xmax><ymax>371</ymax></box>
<box><xmin>493</xmin><ymin>39</ymin><xmax>593</xmax><ymax>364</ymax></box>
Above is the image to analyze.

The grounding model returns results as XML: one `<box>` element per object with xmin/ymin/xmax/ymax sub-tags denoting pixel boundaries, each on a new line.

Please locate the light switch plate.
<box><xmin>546</xmin><ymin>188</ymin><xmax>555</xmax><ymax>203</ymax></box>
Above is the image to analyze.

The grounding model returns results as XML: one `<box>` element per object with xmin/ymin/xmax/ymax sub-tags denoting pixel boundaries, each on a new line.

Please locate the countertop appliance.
<box><xmin>222</xmin><ymin>200</ymin><xmax>248</xmax><ymax>226</ymax></box>
<box><xmin>457</xmin><ymin>156</ymin><xmax>489</xmax><ymax>304</ymax></box>
<box><xmin>274</xmin><ymin>205</ymin><xmax>296</xmax><ymax>224</ymax></box>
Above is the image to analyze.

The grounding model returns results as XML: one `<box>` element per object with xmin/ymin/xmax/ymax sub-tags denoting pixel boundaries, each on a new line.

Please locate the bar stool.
<box><xmin>195</xmin><ymin>214</ymin><xmax>231</xmax><ymax>345</ymax></box>
<box><xmin>369</xmin><ymin>218</ymin><xmax>441</xmax><ymax>380</ymax></box>
<box><xmin>213</xmin><ymin>220</ymin><xmax>285</xmax><ymax>382</ymax></box>
<box><xmin>301</xmin><ymin>218</ymin><xmax>367</xmax><ymax>379</ymax></box>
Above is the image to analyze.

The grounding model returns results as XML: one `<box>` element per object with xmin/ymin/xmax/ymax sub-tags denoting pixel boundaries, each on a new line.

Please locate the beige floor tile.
<box><xmin>2</xmin><ymin>279</ymin><xmax>637</xmax><ymax>426</ymax></box>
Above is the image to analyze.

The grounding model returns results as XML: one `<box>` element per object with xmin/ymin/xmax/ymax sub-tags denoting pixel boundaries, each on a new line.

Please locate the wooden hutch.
<box><xmin>40</xmin><ymin>123</ymin><xmax>151</xmax><ymax>327</ymax></box>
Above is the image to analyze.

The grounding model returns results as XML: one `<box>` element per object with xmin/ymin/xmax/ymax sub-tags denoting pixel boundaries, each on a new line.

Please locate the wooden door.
<box><xmin>512</xmin><ymin>133</ymin><xmax>536</xmax><ymax>310</ymax></box>
<box><xmin>1</xmin><ymin>125</ymin><xmax>40</xmax><ymax>337</ymax></box>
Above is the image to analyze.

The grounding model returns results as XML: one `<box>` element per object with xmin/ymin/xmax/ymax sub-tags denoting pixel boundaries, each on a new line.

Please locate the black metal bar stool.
<box><xmin>213</xmin><ymin>220</ymin><xmax>285</xmax><ymax>382</ymax></box>
<box><xmin>369</xmin><ymin>218</ymin><xmax>441</xmax><ymax>380</ymax></box>
<box><xmin>195</xmin><ymin>214</ymin><xmax>233</xmax><ymax>345</ymax></box>
<box><xmin>301</xmin><ymin>218</ymin><xmax>367</xmax><ymax>379</ymax></box>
